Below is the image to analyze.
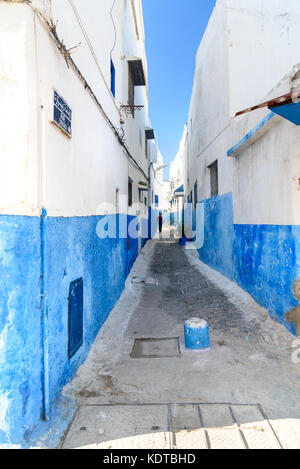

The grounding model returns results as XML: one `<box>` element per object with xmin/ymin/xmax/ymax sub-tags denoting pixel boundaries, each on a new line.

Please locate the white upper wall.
<box><xmin>0</xmin><ymin>0</ymin><xmax>155</xmax><ymax>216</ymax></box>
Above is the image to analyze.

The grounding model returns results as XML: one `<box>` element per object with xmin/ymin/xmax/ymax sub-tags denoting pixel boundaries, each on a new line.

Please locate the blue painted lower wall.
<box><xmin>0</xmin><ymin>213</ymin><xmax>146</xmax><ymax>446</ymax></box>
<box><xmin>196</xmin><ymin>193</ymin><xmax>300</xmax><ymax>336</ymax></box>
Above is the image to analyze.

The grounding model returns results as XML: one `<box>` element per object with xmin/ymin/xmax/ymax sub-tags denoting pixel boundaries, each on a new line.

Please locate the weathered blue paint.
<box><xmin>0</xmin><ymin>213</ymin><xmax>141</xmax><ymax>447</ymax></box>
<box><xmin>271</xmin><ymin>102</ymin><xmax>300</xmax><ymax>125</ymax></box>
<box><xmin>195</xmin><ymin>193</ymin><xmax>300</xmax><ymax>336</ymax></box>
<box><xmin>184</xmin><ymin>319</ymin><xmax>210</xmax><ymax>350</ymax></box>
<box><xmin>198</xmin><ymin>193</ymin><xmax>234</xmax><ymax>280</ymax></box>
<box><xmin>233</xmin><ymin>224</ymin><xmax>300</xmax><ymax>335</ymax></box>
<box><xmin>227</xmin><ymin>112</ymin><xmax>275</xmax><ymax>157</ymax></box>
<box><xmin>41</xmin><ymin>208</ymin><xmax>50</xmax><ymax>422</ymax></box>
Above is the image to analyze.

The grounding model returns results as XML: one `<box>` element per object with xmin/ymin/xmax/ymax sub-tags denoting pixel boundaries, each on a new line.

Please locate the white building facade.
<box><xmin>0</xmin><ymin>0</ymin><xmax>162</xmax><ymax>446</ymax></box>
<box><xmin>182</xmin><ymin>0</ymin><xmax>300</xmax><ymax>336</ymax></box>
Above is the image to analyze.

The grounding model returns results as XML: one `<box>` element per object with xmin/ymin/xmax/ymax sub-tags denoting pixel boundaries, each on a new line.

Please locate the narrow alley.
<box><xmin>2</xmin><ymin>0</ymin><xmax>300</xmax><ymax>453</ymax></box>
<box><xmin>61</xmin><ymin>236</ymin><xmax>300</xmax><ymax>449</ymax></box>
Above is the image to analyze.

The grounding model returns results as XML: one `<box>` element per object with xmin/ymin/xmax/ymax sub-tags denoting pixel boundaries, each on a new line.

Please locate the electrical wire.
<box><xmin>110</xmin><ymin>0</ymin><xmax>117</xmax><ymax>58</ymax></box>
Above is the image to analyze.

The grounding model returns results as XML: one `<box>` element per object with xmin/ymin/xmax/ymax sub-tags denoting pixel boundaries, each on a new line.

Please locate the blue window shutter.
<box><xmin>110</xmin><ymin>60</ymin><xmax>116</xmax><ymax>97</ymax></box>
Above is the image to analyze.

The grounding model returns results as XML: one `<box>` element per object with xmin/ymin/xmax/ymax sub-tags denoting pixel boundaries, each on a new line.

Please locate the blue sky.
<box><xmin>142</xmin><ymin>0</ymin><xmax>216</xmax><ymax>180</ymax></box>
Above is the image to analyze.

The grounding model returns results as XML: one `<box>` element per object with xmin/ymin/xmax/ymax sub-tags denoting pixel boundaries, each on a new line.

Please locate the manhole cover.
<box><xmin>131</xmin><ymin>277</ymin><xmax>158</xmax><ymax>286</ymax></box>
<box><xmin>131</xmin><ymin>338</ymin><xmax>180</xmax><ymax>359</ymax></box>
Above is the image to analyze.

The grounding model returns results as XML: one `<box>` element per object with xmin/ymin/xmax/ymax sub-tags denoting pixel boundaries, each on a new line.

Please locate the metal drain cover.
<box><xmin>131</xmin><ymin>338</ymin><xmax>180</xmax><ymax>359</ymax></box>
<box><xmin>131</xmin><ymin>277</ymin><xmax>158</xmax><ymax>286</ymax></box>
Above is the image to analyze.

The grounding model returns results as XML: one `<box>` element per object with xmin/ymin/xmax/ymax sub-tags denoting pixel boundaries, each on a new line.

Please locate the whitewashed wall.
<box><xmin>184</xmin><ymin>0</ymin><xmax>300</xmax><ymax>226</ymax></box>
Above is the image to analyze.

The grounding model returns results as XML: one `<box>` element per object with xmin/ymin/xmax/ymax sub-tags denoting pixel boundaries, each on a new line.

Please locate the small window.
<box><xmin>209</xmin><ymin>161</ymin><xmax>219</xmax><ymax>197</ymax></box>
<box><xmin>110</xmin><ymin>60</ymin><xmax>116</xmax><ymax>97</ymax></box>
<box><xmin>128</xmin><ymin>178</ymin><xmax>133</xmax><ymax>207</ymax></box>
<box><xmin>128</xmin><ymin>65</ymin><xmax>135</xmax><ymax>117</ymax></box>
<box><xmin>155</xmin><ymin>195</ymin><xmax>159</xmax><ymax>207</ymax></box>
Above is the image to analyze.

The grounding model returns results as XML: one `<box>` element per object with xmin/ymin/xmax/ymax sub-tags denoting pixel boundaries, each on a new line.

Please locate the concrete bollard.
<box><xmin>184</xmin><ymin>318</ymin><xmax>210</xmax><ymax>350</ymax></box>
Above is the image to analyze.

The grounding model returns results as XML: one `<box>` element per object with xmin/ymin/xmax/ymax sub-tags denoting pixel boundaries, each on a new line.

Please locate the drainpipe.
<box><xmin>34</xmin><ymin>12</ymin><xmax>50</xmax><ymax>421</ymax></box>
<box><xmin>40</xmin><ymin>209</ymin><xmax>50</xmax><ymax>421</ymax></box>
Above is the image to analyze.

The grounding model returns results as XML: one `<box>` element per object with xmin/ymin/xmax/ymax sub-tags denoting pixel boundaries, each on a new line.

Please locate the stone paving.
<box><xmin>62</xmin><ymin>237</ymin><xmax>300</xmax><ymax>449</ymax></box>
<box><xmin>63</xmin><ymin>403</ymin><xmax>284</xmax><ymax>449</ymax></box>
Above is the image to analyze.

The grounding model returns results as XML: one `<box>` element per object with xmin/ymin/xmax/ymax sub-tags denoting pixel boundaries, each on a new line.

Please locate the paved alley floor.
<box><xmin>62</xmin><ymin>237</ymin><xmax>300</xmax><ymax>449</ymax></box>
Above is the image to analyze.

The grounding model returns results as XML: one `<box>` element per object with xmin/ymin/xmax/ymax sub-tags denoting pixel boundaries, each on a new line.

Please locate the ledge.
<box><xmin>227</xmin><ymin>112</ymin><xmax>280</xmax><ymax>157</ymax></box>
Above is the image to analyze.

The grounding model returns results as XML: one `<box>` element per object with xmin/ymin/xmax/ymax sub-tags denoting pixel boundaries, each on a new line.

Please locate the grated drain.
<box><xmin>131</xmin><ymin>338</ymin><xmax>180</xmax><ymax>359</ymax></box>
<box><xmin>131</xmin><ymin>277</ymin><xmax>158</xmax><ymax>286</ymax></box>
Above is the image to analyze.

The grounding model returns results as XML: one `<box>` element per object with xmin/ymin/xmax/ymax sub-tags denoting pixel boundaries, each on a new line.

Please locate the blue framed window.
<box><xmin>110</xmin><ymin>59</ymin><xmax>116</xmax><ymax>97</ymax></box>
<box><xmin>155</xmin><ymin>195</ymin><xmax>159</xmax><ymax>207</ymax></box>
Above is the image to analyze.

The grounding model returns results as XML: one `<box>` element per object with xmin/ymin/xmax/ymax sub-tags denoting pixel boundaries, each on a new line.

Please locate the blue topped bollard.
<box><xmin>184</xmin><ymin>318</ymin><xmax>210</xmax><ymax>350</ymax></box>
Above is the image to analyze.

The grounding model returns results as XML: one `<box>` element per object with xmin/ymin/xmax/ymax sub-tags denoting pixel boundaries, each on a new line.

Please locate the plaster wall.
<box><xmin>0</xmin><ymin>0</ymin><xmax>155</xmax><ymax>446</ymax></box>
